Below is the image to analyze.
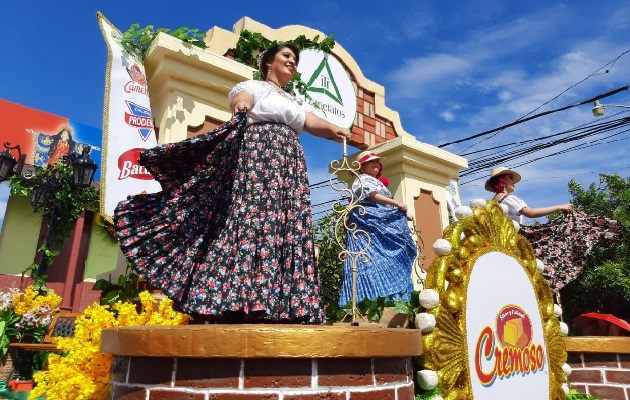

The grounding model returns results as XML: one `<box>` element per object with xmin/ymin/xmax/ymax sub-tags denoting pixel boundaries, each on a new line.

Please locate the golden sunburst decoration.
<box><xmin>419</xmin><ymin>201</ymin><xmax>568</xmax><ymax>400</ymax></box>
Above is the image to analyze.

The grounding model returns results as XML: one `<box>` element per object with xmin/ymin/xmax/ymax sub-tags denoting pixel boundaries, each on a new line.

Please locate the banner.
<box><xmin>444</xmin><ymin>179</ymin><xmax>463</xmax><ymax>220</ymax></box>
<box><xmin>97</xmin><ymin>12</ymin><xmax>161</xmax><ymax>224</ymax></box>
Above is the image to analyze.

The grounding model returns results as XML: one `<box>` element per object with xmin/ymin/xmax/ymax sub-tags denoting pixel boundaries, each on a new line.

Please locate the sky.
<box><xmin>1</xmin><ymin>0</ymin><xmax>630</xmax><ymax>228</ymax></box>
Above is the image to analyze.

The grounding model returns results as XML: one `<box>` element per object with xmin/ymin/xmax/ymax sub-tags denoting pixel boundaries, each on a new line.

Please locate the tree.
<box><xmin>560</xmin><ymin>173</ymin><xmax>630</xmax><ymax>326</ymax></box>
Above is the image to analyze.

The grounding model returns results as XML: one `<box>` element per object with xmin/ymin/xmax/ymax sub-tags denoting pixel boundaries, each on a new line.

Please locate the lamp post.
<box><xmin>0</xmin><ymin>142</ymin><xmax>26</xmax><ymax>182</ymax></box>
<box><xmin>0</xmin><ymin>145</ymin><xmax>98</xmax><ymax>278</ymax></box>
<box><xmin>592</xmin><ymin>100</ymin><xmax>630</xmax><ymax>117</ymax></box>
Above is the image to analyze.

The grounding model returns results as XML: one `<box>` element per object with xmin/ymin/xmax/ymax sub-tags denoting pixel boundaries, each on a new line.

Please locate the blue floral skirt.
<box><xmin>338</xmin><ymin>203</ymin><xmax>417</xmax><ymax>306</ymax></box>
<box><xmin>114</xmin><ymin>112</ymin><xmax>324</xmax><ymax>323</ymax></box>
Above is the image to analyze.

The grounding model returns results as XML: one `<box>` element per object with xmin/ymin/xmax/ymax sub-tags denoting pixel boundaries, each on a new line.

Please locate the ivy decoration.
<box><xmin>8</xmin><ymin>159</ymin><xmax>99</xmax><ymax>280</ymax></box>
<box><xmin>231</xmin><ymin>29</ymin><xmax>336</xmax><ymax>99</ymax></box>
<box><xmin>121</xmin><ymin>24</ymin><xmax>207</xmax><ymax>61</ymax></box>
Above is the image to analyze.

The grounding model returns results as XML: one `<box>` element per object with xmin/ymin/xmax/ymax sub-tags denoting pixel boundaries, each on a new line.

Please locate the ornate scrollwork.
<box><xmin>328</xmin><ymin>138</ymin><xmax>371</xmax><ymax>324</ymax></box>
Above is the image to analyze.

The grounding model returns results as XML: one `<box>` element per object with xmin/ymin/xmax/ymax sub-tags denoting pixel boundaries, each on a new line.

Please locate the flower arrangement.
<box><xmin>29</xmin><ymin>291</ymin><xmax>191</xmax><ymax>400</ymax></box>
<box><xmin>0</xmin><ymin>285</ymin><xmax>61</xmax><ymax>356</ymax></box>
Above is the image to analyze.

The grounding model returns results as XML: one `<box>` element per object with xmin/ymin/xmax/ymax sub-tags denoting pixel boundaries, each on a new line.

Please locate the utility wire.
<box><xmin>438</xmin><ymin>86</ymin><xmax>630</xmax><ymax>148</ymax></box>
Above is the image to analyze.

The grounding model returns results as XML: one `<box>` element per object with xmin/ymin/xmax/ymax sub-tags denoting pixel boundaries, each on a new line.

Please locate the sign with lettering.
<box><xmin>419</xmin><ymin>202</ymin><xmax>567</xmax><ymax>399</ymax></box>
<box><xmin>98</xmin><ymin>13</ymin><xmax>161</xmax><ymax>224</ymax></box>
<box><xmin>297</xmin><ymin>49</ymin><xmax>356</xmax><ymax>129</ymax></box>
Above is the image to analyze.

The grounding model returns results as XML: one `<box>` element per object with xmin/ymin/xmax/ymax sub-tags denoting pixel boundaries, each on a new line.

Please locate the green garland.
<box><xmin>231</xmin><ymin>29</ymin><xmax>336</xmax><ymax>97</ymax></box>
<box><xmin>9</xmin><ymin>160</ymin><xmax>98</xmax><ymax>281</ymax></box>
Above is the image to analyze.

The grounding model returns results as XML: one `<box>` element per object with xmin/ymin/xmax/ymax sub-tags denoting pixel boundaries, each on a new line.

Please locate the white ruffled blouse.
<box><xmin>228</xmin><ymin>80</ymin><xmax>316</xmax><ymax>133</ymax></box>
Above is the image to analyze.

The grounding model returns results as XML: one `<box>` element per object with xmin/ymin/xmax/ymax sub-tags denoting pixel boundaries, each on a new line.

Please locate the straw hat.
<box><xmin>485</xmin><ymin>167</ymin><xmax>521</xmax><ymax>191</ymax></box>
<box><xmin>355</xmin><ymin>151</ymin><xmax>386</xmax><ymax>165</ymax></box>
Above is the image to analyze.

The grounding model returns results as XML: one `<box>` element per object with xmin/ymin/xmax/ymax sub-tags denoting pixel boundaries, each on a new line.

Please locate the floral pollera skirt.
<box><xmin>114</xmin><ymin>112</ymin><xmax>325</xmax><ymax>323</ymax></box>
<box><xmin>520</xmin><ymin>210</ymin><xmax>620</xmax><ymax>292</ymax></box>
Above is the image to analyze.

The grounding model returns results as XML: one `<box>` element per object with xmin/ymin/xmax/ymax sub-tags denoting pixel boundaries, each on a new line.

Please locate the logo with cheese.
<box><xmin>497</xmin><ymin>305</ymin><xmax>532</xmax><ymax>348</ymax></box>
<box><xmin>474</xmin><ymin>304</ymin><xmax>545</xmax><ymax>387</ymax></box>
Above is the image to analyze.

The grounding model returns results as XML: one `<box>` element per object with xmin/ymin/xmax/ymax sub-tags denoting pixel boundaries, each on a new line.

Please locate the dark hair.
<box><xmin>48</xmin><ymin>128</ymin><xmax>76</xmax><ymax>156</ymax></box>
<box><xmin>259</xmin><ymin>43</ymin><xmax>300</xmax><ymax>80</ymax></box>
<box><xmin>488</xmin><ymin>175</ymin><xmax>507</xmax><ymax>192</ymax></box>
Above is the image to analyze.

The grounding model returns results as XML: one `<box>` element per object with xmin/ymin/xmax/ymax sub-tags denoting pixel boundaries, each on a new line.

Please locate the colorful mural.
<box><xmin>0</xmin><ymin>98</ymin><xmax>102</xmax><ymax>180</ymax></box>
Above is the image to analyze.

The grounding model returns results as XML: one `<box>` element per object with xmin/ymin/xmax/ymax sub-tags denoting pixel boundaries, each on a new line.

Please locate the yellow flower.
<box><xmin>30</xmin><ymin>291</ymin><xmax>190</xmax><ymax>400</ymax></box>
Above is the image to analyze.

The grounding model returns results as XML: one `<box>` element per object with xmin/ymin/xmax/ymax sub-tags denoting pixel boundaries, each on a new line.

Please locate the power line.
<box><xmin>438</xmin><ymin>86</ymin><xmax>630</xmax><ymax>148</ymax></box>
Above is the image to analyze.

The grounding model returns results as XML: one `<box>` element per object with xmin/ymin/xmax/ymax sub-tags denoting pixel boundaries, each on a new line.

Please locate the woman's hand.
<box><xmin>335</xmin><ymin>127</ymin><xmax>352</xmax><ymax>140</ymax></box>
<box><xmin>558</xmin><ymin>203</ymin><xmax>574</xmax><ymax>213</ymax></box>
<box><xmin>396</xmin><ymin>202</ymin><xmax>408</xmax><ymax>212</ymax></box>
<box><xmin>230</xmin><ymin>92</ymin><xmax>253</xmax><ymax>114</ymax></box>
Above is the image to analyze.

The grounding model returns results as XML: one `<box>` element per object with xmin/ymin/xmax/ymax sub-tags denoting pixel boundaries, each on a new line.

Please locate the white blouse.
<box><xmin>499</xmin><ymin>194</ymin><xmax>528</xmax><ymax>224</ymax></box>
<box><xmin>352</xmin><ymin>174</ymin><xmax>393</xmax><ymax>205</ymax></box>
<box><xmin>228</xmin><ymin>80</ymin><xmax>316</xmax><ymax>134</ymax></box>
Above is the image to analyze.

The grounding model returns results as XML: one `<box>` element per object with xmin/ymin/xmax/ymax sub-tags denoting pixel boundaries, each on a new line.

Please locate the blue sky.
<box><xmin>1</xmin><ymin>1</ymin><xmax>630</xmax><ymax>228</ymax></box>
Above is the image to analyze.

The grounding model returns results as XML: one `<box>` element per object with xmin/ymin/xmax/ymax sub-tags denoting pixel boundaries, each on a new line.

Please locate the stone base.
<box><xmin>102</xmin><ymin>324</ymin><xmax>423</xmax><ymax>399</ymax></box>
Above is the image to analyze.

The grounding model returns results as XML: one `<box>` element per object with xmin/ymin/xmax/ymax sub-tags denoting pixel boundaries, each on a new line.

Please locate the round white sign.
<box><xmin>297</xmin><ymin>49</ymin><xmax>357</xmax><ymax>129</ymax></box>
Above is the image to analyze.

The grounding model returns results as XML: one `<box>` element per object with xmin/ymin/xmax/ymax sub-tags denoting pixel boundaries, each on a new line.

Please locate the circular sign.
<box><xmin>297</xmin><ymin>49</ymin><xmax>357</xmax><ymax>128</ymax></box>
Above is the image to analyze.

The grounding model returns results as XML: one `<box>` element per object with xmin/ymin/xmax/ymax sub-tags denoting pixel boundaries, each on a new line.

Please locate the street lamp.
<box><xmin>0</xmin><ymin>142</ymin><xmax>26</xmax><ymax>183</ymax></box>
<box><xmin>592</xmin><ymin>100</ymin><xmax>630</xmax><ymax>117</ymax></box>
<box><xmin>0</xmin><ymin>143</ymin><xmax>98</xmax><ymax>278</ymax></box>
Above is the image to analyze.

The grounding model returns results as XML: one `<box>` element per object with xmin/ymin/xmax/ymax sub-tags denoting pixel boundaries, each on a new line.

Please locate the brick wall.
<box><xmin>109</xmin><ymin>356</ymin><xmax>414</xmax><ymax>400</ymax></box>
<box><xmin>351</xmin><ymin>88</ymin><xmax>398</xmax><ymax>149</ymax></box>
<box><xmin>566</xmin><ymin>351</ymin><xmax>630</xmax><ymax>400</ymax></box>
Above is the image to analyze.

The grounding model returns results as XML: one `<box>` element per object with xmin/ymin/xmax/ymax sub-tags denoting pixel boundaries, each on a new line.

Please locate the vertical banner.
<box><xmin>97</xmin><ymin>12</ymin><xmax>161</xmax><ymax>225</ymax></box>
<box><xmin>445</xmin><ymin>179</ymin><xmax>463</xmax><ymax>220</ymax></box>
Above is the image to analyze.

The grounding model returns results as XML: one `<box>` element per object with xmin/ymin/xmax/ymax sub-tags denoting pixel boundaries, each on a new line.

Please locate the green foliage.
<box><xmin>231</xmin><ymin>29</ymin><xmax>336</xmax><ymax>98</ymax></box>
<box><xmin>93</xmin><ymin>264</ymin><xmax>140</xmax><ymax>307</ymax></box>
<box><xmin>8</xmin><ymin>159</ymin><xmax>98</xmax><ymax>279</ymax></box>
<box><xmin>415</xmin><ymin>388</ymin><xmax>443</xmax><ymax>400</ymax></box>
<box><xmin>313</xmin><ymin>213</ymin><xmax>344</xmax><ymax>314</ymax></box>
<box><xmin>566</xmin><ymin>387</ymin><xmax>599</xmax><ymax>399</ymax></box>
<box><xmin>0</xmin><ymin>314</ymin><xmax>20</xmax><ymax>356</ymax></box>
<box><xmin>560</xmin><ymin>174</ymin><xmax>630</xmax><ymax>326</ymax></box>
<box><xmin>121</xmin><ymin>23</ymin><xmax>207</xmax><ymax>61</ymax></box>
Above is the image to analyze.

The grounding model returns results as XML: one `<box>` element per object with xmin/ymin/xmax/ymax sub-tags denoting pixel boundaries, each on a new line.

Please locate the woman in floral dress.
<box><xmin>486</xmin><ymin>166</ymin><xmax>619</xmax><ymax>292</ymax></box>
<box><xmin>114</xmin><ymin>44</ymin><xmax>351</xmax><ymax>323</ymax></box>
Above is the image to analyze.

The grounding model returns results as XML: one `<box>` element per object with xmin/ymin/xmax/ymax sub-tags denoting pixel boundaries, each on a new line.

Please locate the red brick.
<box><xmin>583</xmin><ymin>353</ymin><xmax>618</xmax><ymax>368</ymax></box>
<box><xmin>587</xmin><ymin>384</ymin><xmax>626</xmax><ymax>400</ymax></box>
<box><xmin>570</xmin><ymin>369</ymin><xmax>603</xmax><ymax>384</ymax></box>
<box><xmin>349</xmin><ymin>388</ymin><xmax>395</xmax><ymax>400</ymax></box>
<box><xmin>566</xmin><ymin>352</ymin><xmax>583</xmax><ymax>367</ymax></box>
<box><xmin>351</xmin><ymin>126</ymin><xmax>362</xmax><ymax>136</ymax></box>
<box><xmin>318</xmin><ymin>358</ymin><xmax>372</xmax><ymax>387</ymax></box>
<box><xmin>149</xmin><ymin>389</ymin><xmax>205</xmax><ymax>400</ymax></box>
<box><xmin>363</xmin><ymin>92</ymin><xmax>375</xmax><ymax>104</ymax></box>
<box><xmin>129</xmin><ymin>357</ymin><xmax>174</xmax><ymax>385</ymax></box>
<box><xmin>605</xmin><ymin>369</ymin><xmax>630</xmax><ymax>384</ymax></box>
<box><xmin>244</xmin><ymin>359</ymin><xmax>311</xmax><ymax>388</ymax></box>
<box><xmin>385</xmin><ymin>131</ymin><xmax>396</xmax><ymax>141</ymax></box>
<box><xmin>111</xmin><ymin>385</ymin><xmax>148</xmax><ymax>400</ymax></box>
<box><xmin>374</xmin><ymin>358</ymin><xmax>410</xmax><ymax>384</ymax></box>
<box><xmin>363</xmin><ymin>116</ymin><xmax>376</xmax><ymax>127</ymax></box>
<box><xmin>284</xmin><ymin>393</ymin><xmax>345</xmax><ymax>400</ymax></box>
<box><xmin>620</xmin><ymin>354</ymin><xmax>630</xmax><ymax>368</ymax></box>
<box><xmin>175</xmin><ymin>358</ymin><xmax>240</xmax><ymax>388</ymax></box>
<box><xmin>111</xmin><ymin>356</ymin><xmax>130</xmax><ymax>383</ymax></box>
<box><xmin>210</xmin><ymin>394</ymin><xmax>279</xmax><ymax>400</ymax></box>
<box><xmin>375</xmin><ymin>136</ymin><xmax>385</xmax><ymax>144</ymax></box>
<box><xmin>397</xmin><ymin>383</ymin><xmax>415</xmax><ymax>400</ymax></box>
<box><xmin>364</xmin><ymin>124</ymin><xmax>375</xmax><ymax>134</ymax></box>
<box><xmin>569</xmin><ymin>384</ymin><xmax>587</xmax><ymax>394</ymax></box>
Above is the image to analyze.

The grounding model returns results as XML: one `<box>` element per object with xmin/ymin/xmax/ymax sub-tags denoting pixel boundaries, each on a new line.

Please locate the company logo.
<box><xmin>124</xmin><ymin>100</ymin><xmax>153</xmax><ymax>142</ymax></box>
<box><xmin>297</xmin><ymin>49</ymin><xmax>356</xmax><ymax>129</ymax></box>
<box><xmin>474</xmin><ymin>305</ymin><xmax>545</xmax><ymax>387</ymax></box>
<box><xmin>124</xmin><ymin>65</ymin><xmax>149</xmax><ymax>95</ymax></box>
<box><xmin>117</xmin><ymin>148</ymin><xmax>153</xmax><ymax>180</ymax></box>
